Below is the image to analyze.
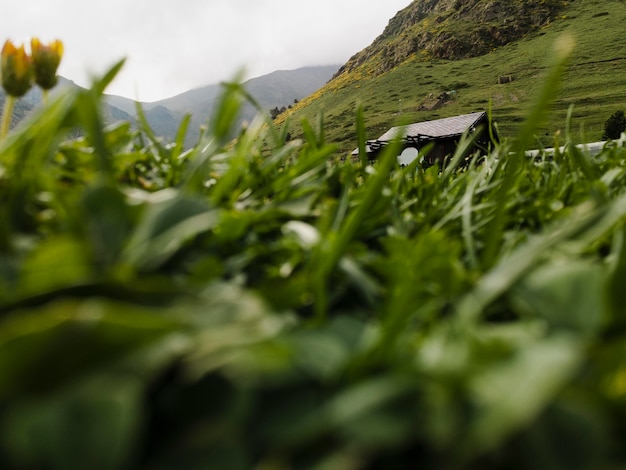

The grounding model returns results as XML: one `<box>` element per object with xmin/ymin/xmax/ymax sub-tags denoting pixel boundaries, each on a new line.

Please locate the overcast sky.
<box><xmin>1</xmin><ymin>1</ymin><xmax>411</xmax><ymax>102</ymax></box>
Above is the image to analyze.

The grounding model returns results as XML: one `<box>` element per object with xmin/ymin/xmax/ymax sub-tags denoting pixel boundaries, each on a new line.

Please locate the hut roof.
<box><xmin>377</xmin><ymin>111</ymin><xmax>487</xmax><ymax>141</ymax></box>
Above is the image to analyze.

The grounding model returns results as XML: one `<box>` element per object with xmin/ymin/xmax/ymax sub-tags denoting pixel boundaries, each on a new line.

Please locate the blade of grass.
<box><xmin>210</xmin><ymin>78</ymin><xmax>244</xmax><ymax>145</ymax></box>
<box><xmin>458</xmin><ymin>191</ymin><xmax>626</xmax><ymax>323</ymax></box>
<box><xmin>134</xmin><ymin>101</ymin><xmax>170</xmax><ymax>161</ymax></box>
<box><xmin>482</xmin><ymin>35</ymin><xmax>574</xmax><ymax>269</ymax></box>
<box><xmin>356</xmin><ymin>105</ymin><xmax>368</xmax><ymax>168</ymax></box>
<box><xmin>312</xmin><ymin>137</ymin><xmax>402</xmax><ymax>322</ymax></box>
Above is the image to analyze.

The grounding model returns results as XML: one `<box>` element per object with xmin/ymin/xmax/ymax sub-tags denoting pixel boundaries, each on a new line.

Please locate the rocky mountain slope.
<box><xmin>281</xmin><ymin>0</ymin><xmax>625</xmax><ymax>155</ymax></box>
<box><xmin>335</xmin><ymin>0</ymin><xmax>569</xmax><ymax>78</ymax></box>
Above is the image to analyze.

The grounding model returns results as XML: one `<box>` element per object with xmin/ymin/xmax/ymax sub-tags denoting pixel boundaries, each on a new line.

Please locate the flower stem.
<box><xmin>1</xmin><ymin>96</ymin><xmax>16</xmax><ymax>140</ymax></box>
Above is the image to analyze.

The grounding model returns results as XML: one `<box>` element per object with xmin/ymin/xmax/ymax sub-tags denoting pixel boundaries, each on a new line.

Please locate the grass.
<box><xmin>281</xmin><ymin>0</ymin><xmax>626</xmax><ymax>156</ymax></box>
<box><xmin>1</xmin><ymin>35</ymin><xmax>626</xmax><ymax>469</ymax></box>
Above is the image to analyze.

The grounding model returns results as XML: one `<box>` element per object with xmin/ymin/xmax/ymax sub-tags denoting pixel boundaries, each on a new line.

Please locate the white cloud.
<box><xmin>0</xmin><ymin>0</ymin><xmax>410</xmax><ymax>101</ymax></box>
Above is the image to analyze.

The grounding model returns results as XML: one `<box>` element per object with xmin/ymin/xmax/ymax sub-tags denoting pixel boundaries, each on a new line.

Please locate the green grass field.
<box><xmin>1</xmin><ymin>41</ymin><xmax>626</xmax><ymax>467</ymax></box>
<box><xmin>283</xmin><ymin>0</ymin><xmax>626</xmax><ymax>156</ymax></box>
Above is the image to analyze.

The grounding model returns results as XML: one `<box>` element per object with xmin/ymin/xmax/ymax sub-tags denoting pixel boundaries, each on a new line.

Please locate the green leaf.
<box><xmin>174</xmin><ymin>113</ymin><xmax>192</xmax><ymax>157</ymax></box>
<box><xmin>511</xmin><ymin>261</ymin><xmax>607</xmax><ymax>334</ymax></box>
<box><xmin>0</xmin><ymin>299</ymin><xmax>179</xmax><ymax>401</ymax></box>
<box><xmin>91</xmin><ymin>59</ymin><xmax>126</xmax><ymax>97</ymax></box>
<box><xmin>266</xmin><ymin>376</ymin><xmax>414</xmax><ymax>448</ymax></box>
<box><xmin>457</xmin><ymin>199</ymin><xmax>617</xmax><ymax>324</ymax></box>
<box><xmin>17</xmin><ymin>236</ymin><xmax>92</xmax><ymax>298</ymax></box>
<box><xmin>210</xmin><ymin>78</ymin><xmax>244</xmax><ymax>144</ymax></box>
<box><xmin>134</xmin><ymin>100</ymin><xmax>170</xmax><ymax>158</ymax></box>
<box><xmin>1</xmin><ymin>376</ymin><xmax>142</xmax><ymax>470</ymax></box>
<box><xmin>104</xmin><ymin>121</ymin><xmax>133</xmax><ymax>151</ymax></box>
<box><xmin>462</xmin><ymin>334</ymin><xmax>583</xmax><ymax>461</ymax></box>
<box><xmin>607</xmin><ymin>226</ymin><xmax>626</xmax><ymax>328</ymax></box>
<box><xmin>82</xmin><ymin>183</ymin><xmax>132</xmax><ymax>271</ymax></box>
<box><xmin>123</xmin><ymin>191</ymin><xmax>217</xmax><ymax>270</ymax></box>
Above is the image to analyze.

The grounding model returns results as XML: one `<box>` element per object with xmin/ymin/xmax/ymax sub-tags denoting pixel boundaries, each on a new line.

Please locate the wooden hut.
<box><xmin>353</xmin><ymin>111</ymin><xmax>498</xmax><ymax>167</ymax></box>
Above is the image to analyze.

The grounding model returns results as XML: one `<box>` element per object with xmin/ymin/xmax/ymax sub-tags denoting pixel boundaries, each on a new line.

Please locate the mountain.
<box><xmin>104</xmin><ymin>65</ymin><xmax>339</xmax><ymax>145</ymax></box>
<box><xmin>335</xmin><ymin>0</ymin><xmax>567</xmax><ymax>78</ymax></box>
<box><xmin>280</xmin><ymin>0</ymin><xmax>626</xmax><ymax>155</ymax></box>
<box><xmin>0</xmin><ymin>76</ymin><xmax>133</xmax><ymax>132</ymax></box>
<box><xmin>1</xmin><ymin>65</ymin><xmax>338</xmax><ymax>144</ymax></box>
<box><xmin>243</xmin><ymin>66</ymin><xmax>341</xmax><ymax>110</ymax></box>
<box><xmin>0</xmin><ymin>77</ymin><xmax>73</xmax><ymax>130</ymax></box>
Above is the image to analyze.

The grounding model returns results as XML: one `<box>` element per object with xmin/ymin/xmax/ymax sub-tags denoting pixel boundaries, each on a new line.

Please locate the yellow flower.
<box><xmin>1</xmin><ymin>40</ymin><xmax>34</xmax><ymax>97</ymax></box>
<box><xmin>30</xmin><ymin>38</ymin><xmax>63</xmax><ymax>90</ymax></box>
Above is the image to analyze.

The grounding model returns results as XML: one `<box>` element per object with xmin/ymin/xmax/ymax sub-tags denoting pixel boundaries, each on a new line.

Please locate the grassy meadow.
<box><xmin>282</xmin><ymin>0</ymin><xmax>626</xmax><ymax>156</ymax></box>
<box><xmin>1</xmin><ymin>8</ymin><xmax>626</xmax><ymax>469</ymax></box>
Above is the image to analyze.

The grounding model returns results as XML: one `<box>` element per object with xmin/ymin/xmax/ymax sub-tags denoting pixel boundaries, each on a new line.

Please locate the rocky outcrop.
<box><xmin>333</xmin><ymin>0</ymin><xmax>568</xmax><ymax>79</ymax></box>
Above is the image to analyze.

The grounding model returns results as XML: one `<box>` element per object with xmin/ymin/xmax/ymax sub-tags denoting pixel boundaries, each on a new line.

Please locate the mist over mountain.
<box><xmin>104</xmin><ymin>65</ymin><xmax>339</xmax><ymax>144</ymax></box>
<box><xmin>1</xmin><ymin>65</ymin><xmax>338</xmax><ymax>144</ymax></box>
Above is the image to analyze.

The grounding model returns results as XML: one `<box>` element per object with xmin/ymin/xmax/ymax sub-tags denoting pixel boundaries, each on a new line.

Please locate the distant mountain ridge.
<box><xmin>103</xmin><ymin>65</ymin><xmax>339</xmax><ymax>144</ymax></box>
<box><xmin>0</xmin><ymin>65</ymin><xmax>339</xmax><ymax>144</ymax></box>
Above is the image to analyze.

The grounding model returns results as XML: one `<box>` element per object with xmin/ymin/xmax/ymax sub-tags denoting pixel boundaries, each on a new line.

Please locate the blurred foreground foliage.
<box><xmin>1</xmin><ymin>60</ymin><xmax>626</xmax><ymax>470</ymax></box>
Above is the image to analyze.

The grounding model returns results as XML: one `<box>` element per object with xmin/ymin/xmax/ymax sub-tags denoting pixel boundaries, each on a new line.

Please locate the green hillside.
<box><xmin>4</xmin><ymin>59</ymin><xmax>626</xmax><ymax>469</ymax></box>
<box><xmin>280</xmin><ymin>0</ymin><xmax>626</xmax><ymax>156</ymax></box>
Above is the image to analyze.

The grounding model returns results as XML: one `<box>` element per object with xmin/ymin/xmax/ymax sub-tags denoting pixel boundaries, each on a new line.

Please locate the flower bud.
<box><xmin>30</xmin><ymin>38</ymin><xmax>63</xmax><ymax>90</ymax></box>
<box><xmin>1</xmin><ymin>40</ymin><xmax>34</xmax><ymax>97</ymax></box>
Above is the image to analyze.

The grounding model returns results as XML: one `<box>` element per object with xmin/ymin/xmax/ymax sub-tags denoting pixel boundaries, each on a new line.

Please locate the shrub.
<box><xmin>602</xmin><ymin>110</ymin><xmax>626</xmax><ymax>140</ymax></box>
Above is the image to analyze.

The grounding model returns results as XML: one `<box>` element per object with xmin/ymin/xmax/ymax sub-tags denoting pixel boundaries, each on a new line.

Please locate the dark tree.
<box><xmin>602</xmin><ymin>110</ymin><xmax>626</xmax><ymax>140</ymax></box>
